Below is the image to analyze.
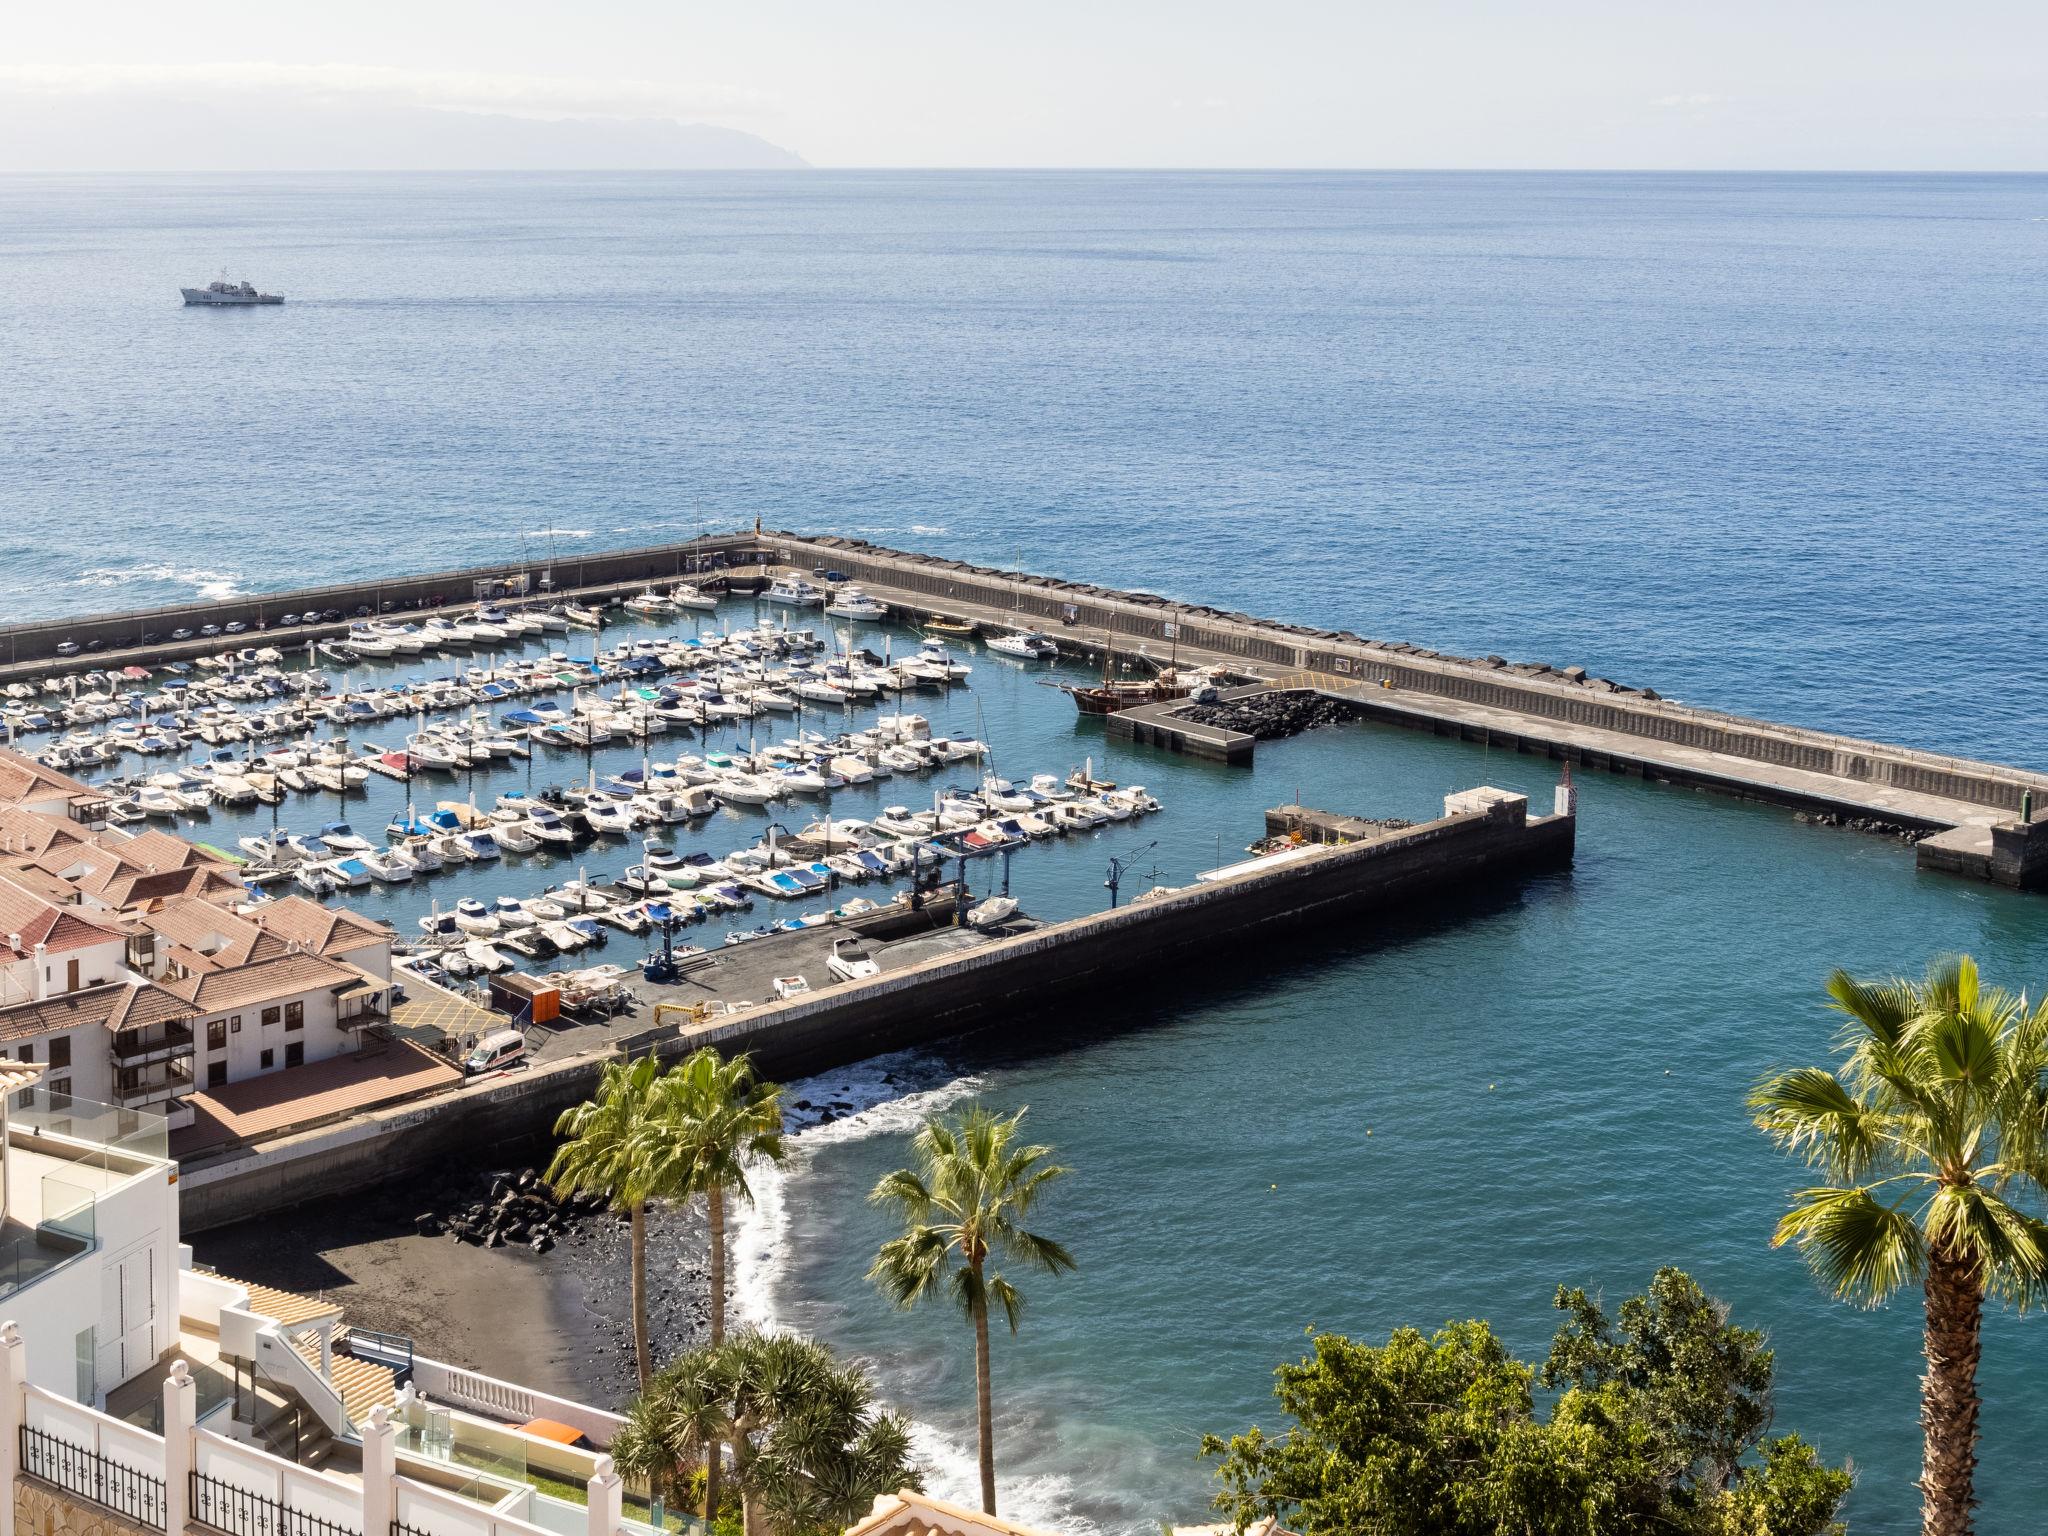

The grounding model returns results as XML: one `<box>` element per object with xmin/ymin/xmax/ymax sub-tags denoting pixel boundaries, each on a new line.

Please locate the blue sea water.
<box><xmin>6</xmin><ymin>170</ymin><xmax>2048</xmax><ymax>1532</ymax></box>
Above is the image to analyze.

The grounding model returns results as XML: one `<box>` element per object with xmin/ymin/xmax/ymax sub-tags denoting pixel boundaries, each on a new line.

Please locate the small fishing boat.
<box><xmin>967</xmin><ymin>895</ymin><xmax>1019</xmax><ymax>928</ymax></box>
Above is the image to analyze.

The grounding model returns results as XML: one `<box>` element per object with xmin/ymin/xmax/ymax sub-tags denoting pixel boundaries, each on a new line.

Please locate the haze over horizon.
<box><xmin>1</xmin><ymin>0</ymin><xmax>2044</xmax><ymax>173</ymax></box>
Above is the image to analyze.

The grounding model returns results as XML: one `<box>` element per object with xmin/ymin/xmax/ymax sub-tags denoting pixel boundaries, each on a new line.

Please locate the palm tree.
<box><xmin>867</xmin><ymin>1106</ymin><xmax>1075</xmax><ymax>1517</ymax></box>
<box><xmin>648</xmin><ymin>1047</ymin><xmax>784</xmax><ymax>1521</ymax></box>
<box><xmin>622</xmin><ymin>1332</ymin><xmax>921</xmax><ymax>1536</ymax></box>
<box><xmin>547</xmin><ymin>1053</ymin><xmax>672</xmax><ymax>1387</ymax></box>
<box><xmin>1751</xmin><ymin>955</ymin><xmax>2048</xmax><ymax>1536</ymax></box>
<box><xmin>610</xmin><ymin>1350</ymin><xmax>727</xmax><ymax>1525</ymax></box>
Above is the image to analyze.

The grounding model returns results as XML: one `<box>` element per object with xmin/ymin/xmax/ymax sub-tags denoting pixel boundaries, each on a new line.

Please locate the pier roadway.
<box><xmin>529</xmin><ymin>920</ymin><xmax>1012</xmax><ymax>1065</ymax></box>
<box><xmin>754</xmin><ymin>536</ymin><xmax>2048</xmax><ymax>889</ymax></box>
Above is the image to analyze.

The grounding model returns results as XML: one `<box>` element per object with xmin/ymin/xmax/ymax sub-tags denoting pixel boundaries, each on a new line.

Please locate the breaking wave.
<box><xmin>730</xmin><ymin>1054</ymin><xmax>1090</xmax><ymax>1532</ymax></box>
<box><xmin>70</xmin><ymin>562</ymin><xmax>244</xmax><ymax>601</ymax></box>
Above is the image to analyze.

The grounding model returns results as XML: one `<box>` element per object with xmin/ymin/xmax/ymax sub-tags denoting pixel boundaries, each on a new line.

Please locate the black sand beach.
<box><xmin>193</xmin><ymin>1159</ymin><xmax>720</xmax><ymax>1410</ymax></box>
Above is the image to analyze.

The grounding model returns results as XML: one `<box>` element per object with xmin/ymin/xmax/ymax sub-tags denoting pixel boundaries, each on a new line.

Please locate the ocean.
<box><xmin>6</xmin><ymin>170</ymin><xmax>2048</xmax><ymax>1532</ymax></box>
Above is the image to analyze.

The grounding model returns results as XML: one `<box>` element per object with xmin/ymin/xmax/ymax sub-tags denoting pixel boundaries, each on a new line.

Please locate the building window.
<box><xmin>231</xmin><ymin>1015</ymin><xmax>242</xmax><ymax>1033</ymax></box>
<box><xmin>50</xmin><ymin>1037</ymin><xmax>70</xmax><ymax>1071</ymax></box>
<box><xmin>48</xmin><ymin>1077</ymin><xmax>70</xmax><ymax>1101</ymax></box>
<box><xmin>207</xmin><ymin>1062</ymin><xmax>226</xmax><ymax>1089</ymax></box>
<box><xmin>285</xmin><ymin>1042</ymin><xmax>303</xmax><ymax>1069</ymax></box>
<box><xmin>262</xmin><ymin>1006</ymin><xmax>281</xmax><ymax>1027</ymax></box>
<box><xmin>285</xmin><ymin>1002</ymin><xmax>304</xmax><ymax>1030</ymax></box>
<box><xmin>259</xmin><ymin>1049</ymin><xmax>274</xmax><ymax>1070</ymax></box>
<box><xmin>207</xmin><ymin>1020</ymin><xmax>226</xmax><ymax>1050</ymax></box>
<box><xmin>18</xmin><ymin>1045</ymin><xmax>31</xmax><ymax>1064</ymax></box>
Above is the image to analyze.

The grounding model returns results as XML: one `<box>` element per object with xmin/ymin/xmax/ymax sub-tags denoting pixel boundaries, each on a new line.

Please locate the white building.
<box><xmin>0</xmin><ymin>1064</ymin><xmax>180</xmax><ymax>1403</ymax></box>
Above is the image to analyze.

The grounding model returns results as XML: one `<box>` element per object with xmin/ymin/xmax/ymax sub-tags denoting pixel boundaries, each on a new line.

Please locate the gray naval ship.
<box><xmin>181</xmin><ymin>273</ymin><xmax>284</xmax><ymax>306</ymax></box>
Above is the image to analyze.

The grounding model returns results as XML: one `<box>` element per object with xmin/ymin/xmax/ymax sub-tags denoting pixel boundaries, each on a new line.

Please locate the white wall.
<box><xmin>0</xmin><ymin>934</ymin><xmax>128</xmax><ymax>1008</ymax></box>
<box><xmin>1</xmin><ymin>1153</ymin><xmax>178</xmax><ymax>1403</ymax></box>
<box><xmin>192</xmin><ymin>985</ymin><xmax>351</xmax><ymax>1088</ymax></box>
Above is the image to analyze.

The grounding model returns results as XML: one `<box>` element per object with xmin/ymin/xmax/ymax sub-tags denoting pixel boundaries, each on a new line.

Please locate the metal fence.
<box><xmin>191</xmin><ymin>1469</ymin><xmax>361</xmax><ymax>1536</ymax></box>
<box><xmin>20</xmin><ymin>1423</ymin><xmax>167</xmax><ymax>1530</ymax></box>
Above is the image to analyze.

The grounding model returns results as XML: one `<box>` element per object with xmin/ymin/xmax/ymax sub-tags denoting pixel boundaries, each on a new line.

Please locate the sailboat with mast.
<box><xmin>1056</xmin><ymin>617</ymin><xmax>1200</xmax><ymax>715</ymax></box>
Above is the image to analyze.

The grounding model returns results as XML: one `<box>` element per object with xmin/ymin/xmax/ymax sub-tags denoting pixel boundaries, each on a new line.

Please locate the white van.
<box><xmin>464</xmin><ymin>1029</ymin><xmax>528</xmax><ymax>1075</ymax></box>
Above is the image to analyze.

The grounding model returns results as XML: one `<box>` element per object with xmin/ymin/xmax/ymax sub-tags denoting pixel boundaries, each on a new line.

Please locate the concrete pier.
<box><xmin>5</xmin><ymin>526</ymin><xmax>2045</xmax><ymax>886</ymax></box>
<box><xmin>174</xmin><ymin>787</ymin><xmax>1571</xmax><ymax>1227</ymax></box>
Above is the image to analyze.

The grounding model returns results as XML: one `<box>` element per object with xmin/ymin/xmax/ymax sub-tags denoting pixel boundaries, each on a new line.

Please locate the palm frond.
<box><xmin>1748</xmin><ymin>1068</ymin><xmax>1887</xmax><ymax>1179</ymax></box>
<box><xmin>1774</xmin><ymin>1185</ymin><xmax>1926</xmax><ymax>1307</ymax></box>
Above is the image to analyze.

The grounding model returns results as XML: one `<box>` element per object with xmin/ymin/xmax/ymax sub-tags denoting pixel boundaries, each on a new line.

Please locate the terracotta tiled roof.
<box><xmin>87</xmin><ymin>865</ymin><xmax>241</xmax><ymax>911</ymax></box>
<box><xmin>160</xmin><ymin>951</ymin><xmax>357</xmax><ymax>1013</ymax></box>
<box><xmin>0</xmin><ymin>746</ymin><xmax>100</xmax><ymax>814</ymax></box>
<box><xmin>146</xmin><ymin>897</ymin><xmax>289</xmax><ymax>968</ymax></box>
<box><xmin>0</xmin><ymin>872</ymin><xmax>125</xmax><ymax>959</ymax></box>
<box><xmin>0</xmin><ymin>980</ymin><xmax>194</xmax><ymax>1043</ymax></box>
<box><xmin>252</xmin><ymin>896</ymin><xmax>390</xmax><ymax>958</ymax></box>
<box><xmin>211</xmin><ymin>1276</ymin><xmax>342</xmax><ymax>1327</ymax></box>
<box><xmin>99</xmin><ymin>828</ymin><xmax>229</xmax><ymax>872</ymax></box>
<box><xmin>848</xmin><ymin>1494</ymin><xmax>1064</xmax><ymax>1536</ymax></box>
<box><xmin>0</xmin><ymin>807</ymin><xmax>89</xmax><ymax>861</ymax></box>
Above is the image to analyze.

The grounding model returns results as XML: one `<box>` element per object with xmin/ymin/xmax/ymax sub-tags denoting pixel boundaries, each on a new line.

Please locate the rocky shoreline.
<box><xmin>1174</xmin><ymin>690</ymin><xmax>1361</xmax><ymax>740</ymax></box>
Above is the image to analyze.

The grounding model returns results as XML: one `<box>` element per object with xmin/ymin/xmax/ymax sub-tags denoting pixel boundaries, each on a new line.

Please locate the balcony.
<box><xmin>114</xmin><ymin>1059</ymin><xmax>194</xmax><ymax>1108</ymax></box>
<box><xmin>111</xmin><ymin>1022</ymin><xmax>196</xmax><ymax>1065</ymax></box>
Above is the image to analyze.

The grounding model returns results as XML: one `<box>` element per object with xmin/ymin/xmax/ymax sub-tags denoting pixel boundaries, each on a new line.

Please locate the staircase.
<box><xmin>288</xmin><ymin>1333</ymin><xmax>399</xmax><ymax>1428</ymax></box>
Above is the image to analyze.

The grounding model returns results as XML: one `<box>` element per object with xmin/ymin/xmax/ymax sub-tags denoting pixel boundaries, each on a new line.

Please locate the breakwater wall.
<box><xmin>759</xmin><ymin>534</ymin><xmax>2048</xmax><ymax>823</ymax></box>
<box><xmin>12</xmin><ymin>525</ymin><xmax>2043</xmax><ymax>872</ymax></box>
<box><xmin>0</xmin><ymin>533</ymin><xmax>765</xmax><ymax>672</ymax></box>
<box><xmin>176</xmin><ymin>792</ymin><xmax>1571</xmax><ymax>1228</ymax></box>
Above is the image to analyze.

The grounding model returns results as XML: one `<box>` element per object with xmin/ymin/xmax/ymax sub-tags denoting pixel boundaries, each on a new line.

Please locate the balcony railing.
<box><xmin>191</xmin><ymin>1469</ymin><xmax>360</xmax><ymax>1536</ymax></box>
<box><xmin>114</xmin><ymin>1062</ymin><xmax>194</xmax><ymax>1107</ymax></box>
<box><xmin>21</xmin><ymin>1423</ymin><xmax>167</xmax><ymax>1530</ymax></box>
<box><xmin>111</xmin><ymin>1023</ymin><xmax>196</xmax><ymax>1064</ymax></box>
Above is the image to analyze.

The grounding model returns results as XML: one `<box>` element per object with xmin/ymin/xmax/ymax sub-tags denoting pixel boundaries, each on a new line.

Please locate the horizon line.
<box><xmin>3</xmin><ymin>164</ymin><xmax>2046</xmax><ymax>177</ymax></box>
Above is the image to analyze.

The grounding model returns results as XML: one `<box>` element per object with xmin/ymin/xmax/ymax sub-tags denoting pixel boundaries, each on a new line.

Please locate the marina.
<box><xmin>11</xmin><ymin>528</ymin><xmax>2043</xmax><ymax>894</ymax></box>
<box><xmin>9</xmin><ymin>157</ymin><xmax>2046</xmax><ymax>1536</ymax></box>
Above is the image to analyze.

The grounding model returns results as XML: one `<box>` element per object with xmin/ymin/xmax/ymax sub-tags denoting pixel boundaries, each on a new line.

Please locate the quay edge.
<box><xmin>175</xmin><ymin>787</ymin><xmax>1574</xmax><ymax>1229</ymax></box>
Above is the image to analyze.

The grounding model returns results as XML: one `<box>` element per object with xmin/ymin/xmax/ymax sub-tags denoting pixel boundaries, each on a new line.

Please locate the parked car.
<box><xmin>281</xmin><ymin>613</ymin><xmax>300</xmax><ymax>625</ymax></box>
<box><xmin>140</xmin><ymin>632</ymin><xmax>160</xmax><ymax>645</ymax></box>
<box><xmin>198</xmin><ymin>624</ymin><xmax>221</xmax><ymax>638</ymax></box>
<box><xmin>321</xmin><ymin>608</ymin><xmax>343</xmax><ymax>622</ymax></box>
<box><xmin>54</xmin><ymin>641</ymin><xmax>80</xmax><ymax>657</ymax></box>
<box><xmin>224</xmin><ymin>621</ymin><xmax>248</xmax><ymax>635</ymax></box>
<box><xmin>84</xmin><ymin>639</ymin><xmax>105</xmax><ymax>652</ymax></box>
<box><xmin>170</xmin><ymin>628</ymin><xmax>194</xmax><ymax>641</ymax></box>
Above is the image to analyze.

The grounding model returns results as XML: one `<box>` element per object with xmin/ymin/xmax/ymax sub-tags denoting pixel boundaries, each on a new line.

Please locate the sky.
<box><xmin>2</xmin><ymin>0</ymin><xmax>2045</xmax><ymax>171</ymax></box>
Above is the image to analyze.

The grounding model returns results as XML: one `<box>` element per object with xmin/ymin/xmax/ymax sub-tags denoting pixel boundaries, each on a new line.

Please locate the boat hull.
<box><xmin>181</xmin><ymin>289</ymin><xmax>284</xmax><ymax>305</ymax></box>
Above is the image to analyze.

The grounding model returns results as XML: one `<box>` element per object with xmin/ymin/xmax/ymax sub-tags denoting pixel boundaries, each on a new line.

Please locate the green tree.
<box><xmin>651</xmin><ymin>1047</ymin><xmax>786</xmax><ymax>1519</ymax></box>
<box><xmin>547</xmin><ymin>1053</ymin><xmax>672</xmax><ymax>1387</ymax></box>
<box><xmin>1752</xmin><ymin>956</ymin><xmax>2048</xmax><ymax>1536</ymax></box>
<box><xmin>620</xmin><ymin>1332</ymin><xmax>921</xmax><ymax>1536</ymax></box>
<box><xmin>867</xmin><ymin>1106</ymin><xmax>1075</xmax><ymax>1517</ymax></box>
<box><xmin>1201</xmin><ymin>1269</ymin><xmax>1850</xmax><ymax>1536</ymax></box>
<box><xmin>610</xmin><ymin>1353</ymin><xmax>719</xmax><ymax>1517</ymax></box>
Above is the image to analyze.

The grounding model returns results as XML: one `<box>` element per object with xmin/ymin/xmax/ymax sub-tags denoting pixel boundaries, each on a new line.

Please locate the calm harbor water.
<box><xmin>6</xmin><ymin>170</ymin><xmax>2048</xmax><ymax>1532</ymax></box>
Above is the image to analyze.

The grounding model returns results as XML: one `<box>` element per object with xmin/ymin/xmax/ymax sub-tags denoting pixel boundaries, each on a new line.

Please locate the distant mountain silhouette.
<box><xmin>0</xmin><ymin>93</ymin><xmax>806</xmax><ymax>171</ymax></box>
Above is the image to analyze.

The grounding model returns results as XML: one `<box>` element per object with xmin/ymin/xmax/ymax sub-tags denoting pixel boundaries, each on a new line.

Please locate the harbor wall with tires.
<box><xmin>174</xmin><ymin>794</ymin><xmax>1573</xmax><ymax>1228</ymax></box>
